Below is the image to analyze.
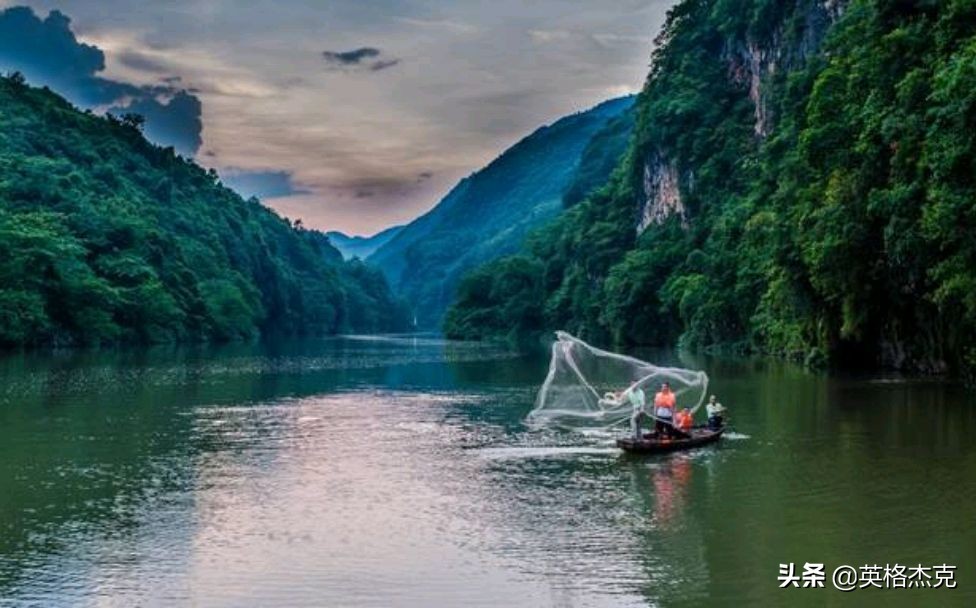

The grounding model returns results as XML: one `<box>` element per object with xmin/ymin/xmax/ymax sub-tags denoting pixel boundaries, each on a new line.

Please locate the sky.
<box><xmin>0</xmin><ymin>0</ymin><xmax>674</xmax><ymax>235</ymax></box>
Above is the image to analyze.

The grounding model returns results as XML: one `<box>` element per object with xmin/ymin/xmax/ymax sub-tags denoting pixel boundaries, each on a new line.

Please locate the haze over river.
<box><xmin>1</xmin><ymin>335</ymin><xmax>974</xmax><ymax>607</ymax></box>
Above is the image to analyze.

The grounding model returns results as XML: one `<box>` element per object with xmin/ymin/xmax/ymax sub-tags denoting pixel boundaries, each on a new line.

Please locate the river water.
<box><xmin>0</xmin><ymin>335</ymin><xmax>974</xmax><ymax>607</ymax></box>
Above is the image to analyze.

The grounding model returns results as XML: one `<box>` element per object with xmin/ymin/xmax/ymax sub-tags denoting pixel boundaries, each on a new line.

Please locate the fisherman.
<box><xmin>706</xmin><ymin>394</ymin><xmax>726</xmax><ymax>430</ymax></box>
<box><xmin>654</xmin><ymin>382</ymin><xmax>677</xmax><ymax>437</ymax></box>
<box><xmin>628</xmin><ymin>384</ymin><xmax>647</xmax><ymax>440</ymax></box>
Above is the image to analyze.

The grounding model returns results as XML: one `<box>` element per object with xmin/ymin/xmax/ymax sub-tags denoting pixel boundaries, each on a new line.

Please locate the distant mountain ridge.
<box><xmin>369</xmin><ymin>95</ymin><xmax>636</xmax><ymax>328</ymax></box>
<box><xmin>327</xmin><ymin>225</ymin><xmax>403</xmax><ymax>260</ymax></box>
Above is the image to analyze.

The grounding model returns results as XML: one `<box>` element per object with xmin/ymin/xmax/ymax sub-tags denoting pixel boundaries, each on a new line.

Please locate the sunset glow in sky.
<box><xmin>0</xmin><ymin>0</ymin><xmax>674</xmax><ymax>234</ymax></box>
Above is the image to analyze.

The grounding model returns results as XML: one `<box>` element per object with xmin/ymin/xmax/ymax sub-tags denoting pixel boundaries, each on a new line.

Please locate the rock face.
<box><xmin>637</xmin><ymin>0</ymin><xmax>850</xmax><ymax>234</ymax></box>
<box><xmin>723</xmin><ymin>0</ymin><xmax>849</xmax><ymax>137</ymax></box>
<box><xmin>638</xmin><ymin>152</ymin><xmax>685</xmax><ymax>233</ymax></box>
<box><xmin>725</xmin><ymin>39</ymin><xmax>774</xmax><ymax>137</ymax></box>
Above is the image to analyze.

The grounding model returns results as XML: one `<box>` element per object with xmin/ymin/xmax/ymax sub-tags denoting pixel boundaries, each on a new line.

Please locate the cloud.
<box><xmin>394</xmin><ymin>17</ymin><xmax>477</xmax><ymax>35</ymax></box>
<box><xmin>220</xmin><ymin>168</ymin><xmax>309</xmax><ymax>200</ymax></box>
<box><xmin>110</xmin><ymin>90</ymin><xmax>202</xmax><ymax>157</ymax></box>
<box><xmin>529</xmin><ymin>29</ymin><xmax>653</xmax><ymax>49</ymax></box>
<box><xmin>322</xmin><ymin>47</ymin><xmax>380</xmax><ymax>65</ymax></box>
<box><xmin>19</xmin><ymin>0</ymin><xmax>670</xmax><ymax>234</ymax></box>
<box><xmin>322</xmin><ymin>46</ymin><xmax>400</xmax><ymax>72</ymax></box>
<box><xmin>116</xmin><ymin>49</ymin><xmax>170</xmax><ymax>74</ymax></box>
<box><xmin>528</xmin><ymin>29</ymin><xmax>572</xmax><ymax>44</ymax></box>
<box><xmin>0</xmin><ymin>6</ymin><xmax>203</xmax><ymax>156</ymax></box>
<box><xmin>369</xmin><ymin>58</ymin><xmax>400</xmax><ymax>71</ymax></box>
<box><xmin>0</xmin><ymin>6</ymin><xmax>122</xmax><ymax>105</ymax></box>
<box><xmin>591</xmin><ymin>33</ymin><xmax>654</xmax><ymax>47</ymax></box>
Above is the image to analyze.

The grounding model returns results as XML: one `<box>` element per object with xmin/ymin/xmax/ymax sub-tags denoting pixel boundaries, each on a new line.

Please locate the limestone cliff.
<box><xmin>638</xmin><ymin>153</ymin><xmax>686</xmax><ymax>233</ymax></box>
<box><xmin>638</xmin><ymin>0</ymin><xmax>849</xmax><ymax>233</ymax></box>
<box><xmin>723</xmin><ymin>0</ymin><xmax>848</xmax><ymax>137</ymax></box>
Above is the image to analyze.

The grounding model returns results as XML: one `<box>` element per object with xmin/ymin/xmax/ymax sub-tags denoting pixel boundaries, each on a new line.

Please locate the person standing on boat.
<box><xmin>628</xmin><ymin>385</ymin><xmax>647</xmax><ymax>439</ymax></box>
<box><xmin>654</xmin><ymin>382</ymin><xmax>677</xmax><ymax>437</ymax></box>
<box><xmin>706</xmin><ymin>395</ymin><xmax>726</xmax><ymax>430</ymax></box>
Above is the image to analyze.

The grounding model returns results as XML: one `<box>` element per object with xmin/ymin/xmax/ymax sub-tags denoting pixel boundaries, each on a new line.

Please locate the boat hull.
<box><xmin>616</xmin><ymin>427</ymin><xmax>724</xmax><ymax>454</ymax></box>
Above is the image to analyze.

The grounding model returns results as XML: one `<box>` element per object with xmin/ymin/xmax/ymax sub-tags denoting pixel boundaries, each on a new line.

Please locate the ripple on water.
<box><xmin>6</xmin><ymin>339</ymin><xmax>972</xmax><ymax>607</ymax></box>
<box><xmin>475</xmin><ymin>446</ymin><xmax>621</xmax><ymax>460</ymax></box>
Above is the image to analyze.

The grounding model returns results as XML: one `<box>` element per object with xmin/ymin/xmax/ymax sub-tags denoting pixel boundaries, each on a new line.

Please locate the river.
<box><xmin>0</xmin><ymin>335</ymin><xmax>974</xmax><ymax>607</ymax></box>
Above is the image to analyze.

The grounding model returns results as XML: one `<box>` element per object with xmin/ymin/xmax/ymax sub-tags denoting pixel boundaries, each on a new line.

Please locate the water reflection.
<box><xmin>0</xmin><ymin>337</ymin><xmax>974</xmax><ymax>606</ymax></box>
<box><xmin>651</xmin><ymin>458</ymin><xmax>692</xmax><ymax>529</ymax></box>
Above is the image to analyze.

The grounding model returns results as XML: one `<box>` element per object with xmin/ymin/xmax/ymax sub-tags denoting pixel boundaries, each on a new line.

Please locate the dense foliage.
<box><xmin>0</xmin><ymin>75</ymin><xmax>407</xmax><ymax>347</ymax></box>
<box><xmin>369</xmin><ymin>96</ymin><xmax>635</xmax><ymax>328</ymax></box>
<box><xmin>446</xmin><ymin>0</ymin><xmax>976</xmax><ymax>377</ymax></box>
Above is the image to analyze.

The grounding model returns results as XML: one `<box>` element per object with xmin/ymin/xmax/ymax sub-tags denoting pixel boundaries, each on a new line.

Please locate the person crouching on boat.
<box><xmin>654</xmin><ymin>382</ymin><xmax>677</xmax><ymax>437</ymax></box>
<box><xmin>628</xmin><ymin>385</ymin><xmax>647</xmax><ymax>440</ymax></box>
<box><xmin>706</xmin><ymin>395</ymin><xmax>726</xmax><ymax>430</ymax></box>
<box><xmin>674</xmin><ymin>408</ymin><xmax>694</xmax><ymax>438</ymax></box>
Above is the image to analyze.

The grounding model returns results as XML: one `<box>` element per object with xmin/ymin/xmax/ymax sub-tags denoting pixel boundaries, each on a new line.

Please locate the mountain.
<box><xmin>445</xmin><ymin>0</ymin><xmax>976</xmax><ymax>377</ymax></box>
<box><xmin>327</xmin><ymin>225</ymin><xmax>403</xmax><ymax>260</ymax></box>
<box><xmin>369</xmin><ymin>95</ymin><xmax>636</xmax><ymax>328</ymax></box>
<box><xmin>0</xmin><ymin>74</ymin><xmax>407</xmax><ymax>346</ymax></box>
<box><xmin>561</xmin><ymin>105</ymin><xmax>637</xmax><ymax>208</ymax></box>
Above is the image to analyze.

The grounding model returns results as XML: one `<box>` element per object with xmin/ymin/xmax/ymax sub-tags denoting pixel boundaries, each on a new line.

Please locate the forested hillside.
<box><xmin>369</xmin><ymin>96</ymin><xmax>635</xmax><ymax>328</ymax></box>
<box><xmin>0</xmin><ymin>74</ymin><xmax>407</xmax><ymax>346</ymax></box>
<box><xmin>446</xmin><ymin>0</ymin><xmax>976</xmax><ymax>377</ymax></box>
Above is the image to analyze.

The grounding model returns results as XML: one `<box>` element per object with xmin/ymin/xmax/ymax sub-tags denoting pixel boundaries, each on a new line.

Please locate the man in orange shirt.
<box><xmin>654</xmin><ymin>382</ymin><xmax>677</xmax><ymax>437</ymax></box>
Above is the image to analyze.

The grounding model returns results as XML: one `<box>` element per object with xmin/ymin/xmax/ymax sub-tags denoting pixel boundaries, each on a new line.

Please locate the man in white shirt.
<box><xmin>706</xmin><ymin>395</ymin><xmax>726</xmax><ymax>430</ymax></box>
<box><xmin>628</xmin><ymin>385</ymin><xmax>647</xmax><ymax>439</ymax></box>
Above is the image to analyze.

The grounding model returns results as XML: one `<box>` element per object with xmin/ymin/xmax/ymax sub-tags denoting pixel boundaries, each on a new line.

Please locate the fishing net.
<box><xmin>527</xmin><ymin>331</ymin><xmax>709</xmax><ymax>430</ymax></box>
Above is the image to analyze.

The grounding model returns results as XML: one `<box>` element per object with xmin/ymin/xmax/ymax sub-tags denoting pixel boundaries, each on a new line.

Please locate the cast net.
<box><xmin>527</xmin><ymin>331</ymin><xmax>709</xmax><ymax>430</ymax></box>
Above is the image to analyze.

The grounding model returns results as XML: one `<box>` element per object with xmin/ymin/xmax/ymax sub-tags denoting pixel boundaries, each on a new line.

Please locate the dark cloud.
<box><xmin>322</xmin><ymin>46</ymin><xmax>400</xmax><ymax>72</ymax></box>
<box><xmin>0</xmin><ymin>7</ymin><xmax>108</xmax><ymax>102</ymax></box>
<box><xmin>0</xmin><ymin>6</ymin><xmax>204</xmax><ymax>156</ymax></box>
<box><xmin>369</xmin><ymin>59</ymin><xmax>400</xmax><ymax>71</ymax></box>
<box><xmin>110</xmin><ymin>90</ymin><xmax>202</xmax><ymax>157</ymax></box>
<box><xmin>220</xmin><ymin>169</ymin><xmax>309</xmax><ymax>200</ymax></box>
<box><xmin>322</xmin><ymin>47</ymin><xmax>380</xmax><ymax>65</ymax></box>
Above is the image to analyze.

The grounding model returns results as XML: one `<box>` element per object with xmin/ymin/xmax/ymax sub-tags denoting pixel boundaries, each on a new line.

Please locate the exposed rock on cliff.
<box><xmin>638</xmin><ymin>152</ymin><xmax>685</xmax><ymax>233</ymax></box>
<box><xmin>639</xmin><ymin>0</ymin><xmax>851</xmax><ymax>236</ymax></box>
<box><xmin>723</xmin><ymin>0</ymin><xmax>848</xmax><ymax>137</ymax></box>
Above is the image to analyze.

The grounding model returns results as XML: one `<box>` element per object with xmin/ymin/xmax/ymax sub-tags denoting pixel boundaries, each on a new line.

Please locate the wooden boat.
<box><xmin>616</xmin><ymin>426</ymin><xmax>724</xmax><ymax>454</ymax></box>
